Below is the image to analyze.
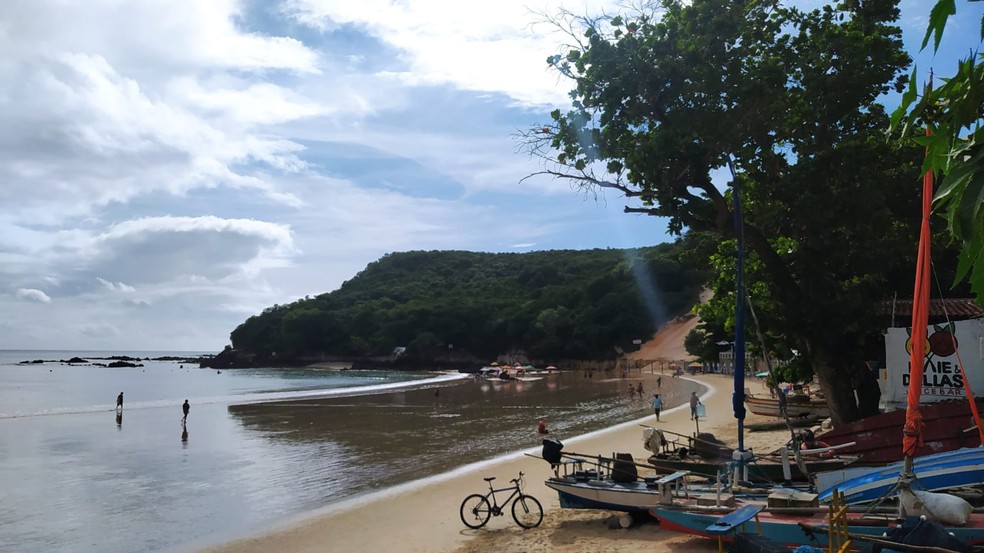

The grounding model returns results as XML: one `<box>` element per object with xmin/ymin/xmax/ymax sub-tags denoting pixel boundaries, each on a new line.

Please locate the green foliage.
<box><xmin>891</xmin><ymin>1</ymin><xmax>984</xmax><ymax>298</ymax></box>
<box><xmin>228</xmin><ymin>241</ymin><xmax>709</xmax><ymax>362</ymax></box>
<box><xmin>526</xmin><ymin>0</ymin><xmax>940</xmax><ymax>423</ymax></box>
<box><xmin>683</xmin><ymin>326</ymin><xmax>728</xmax><ymax>363</ymax></box>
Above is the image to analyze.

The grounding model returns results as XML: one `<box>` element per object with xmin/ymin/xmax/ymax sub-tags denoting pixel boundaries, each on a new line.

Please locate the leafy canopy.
<box><xmin>890</xmin><ymin>0</ymin><xmax>984</xmax><ymax>298</ymax></box>
<box><xmin>524</xmin><ymin>0</ymin><xmax>937</xmax><ymax>424</ymax></box>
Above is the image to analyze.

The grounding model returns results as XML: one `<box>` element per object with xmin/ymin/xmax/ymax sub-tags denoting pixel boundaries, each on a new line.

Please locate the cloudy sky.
<box><xmin>1</xmin><ymin>1</ymin><xmax>980</xmax><ymax>352</ymax></box>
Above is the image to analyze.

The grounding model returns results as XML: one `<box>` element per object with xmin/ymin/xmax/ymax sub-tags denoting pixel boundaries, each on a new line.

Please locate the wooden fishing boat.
<box><xmin>651</xmin><ymin>503</ymin><xmax>984</xmax><ymax>548</ymax></box>
<box><xmin>816</xmin><ymin>447</ymin><xmax>984</xmax><ymax>504</ymax></box>
<box><xmin>643</xmin><ymin>426</ymin><xmax>858</xmax><ymax>483</ymax></box>
<box><xmin>817</xmin><ymin>398</ymin><xmax>984</xmax><ymax>465</ymax></box>
<box><xmin>647</xmin><ymin>453</ymin><xmax>857</xmax><ymax>483</ymax></box>
<box><xmin>544</xmin><ymin>470</ymin><xmax>691</xmax><ymax>514</ymax></box>
<box><xmin>744</xmin><ymin>393</ymin><xmax>830</xmax><ymax>419</ymax></box>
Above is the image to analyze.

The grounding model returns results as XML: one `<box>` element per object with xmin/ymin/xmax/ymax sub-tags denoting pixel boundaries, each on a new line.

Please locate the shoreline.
<box><xmin>191</xmin><ymin>374</ymin><xmax>774</xmax><ymax>553</ymax></box>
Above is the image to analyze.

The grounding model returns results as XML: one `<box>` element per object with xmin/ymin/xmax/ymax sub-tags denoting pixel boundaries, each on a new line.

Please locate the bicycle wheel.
<box><xmin>460</xmin><ymin>494</ymin><xmax>492</xmax><ymax>529</ymax></box>
<box><xmin>511</xmin><ymin>494</ymin><xmax>543</xmax><ymax>528</ymax></box>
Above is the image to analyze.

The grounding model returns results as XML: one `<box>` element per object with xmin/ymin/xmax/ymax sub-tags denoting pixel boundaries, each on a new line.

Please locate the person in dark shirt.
<box><xmin>116</xmin><ymin>392</ymin><xmax>124</xmax><ymax>411</ymax></box>
<box><xmin>182</xmin><ymin>400</ymin><xmax>190</xmax><ymax>423</ymax></box>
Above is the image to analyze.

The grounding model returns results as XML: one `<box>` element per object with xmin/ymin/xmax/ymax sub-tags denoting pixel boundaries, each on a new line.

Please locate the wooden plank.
<box><xmin>704</xmin><ymin>504</ymin><xmax>765</xmax><ymax>535</ymax></box>
<box><xmin>654</xmin><ymin>471</ymin><xmax>689</xmax><ymax>485</ymax></box>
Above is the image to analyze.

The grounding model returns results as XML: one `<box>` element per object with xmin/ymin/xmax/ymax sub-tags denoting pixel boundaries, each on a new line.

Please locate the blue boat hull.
<box><xmin>818</xmin><ymin>447</ymin><xmax>984</xmax><ymax>504</ymax></box>
<box><xmin>652</xmin><ymin>506</ymin><xmax>984</xmax><ymax>547</ymax></box>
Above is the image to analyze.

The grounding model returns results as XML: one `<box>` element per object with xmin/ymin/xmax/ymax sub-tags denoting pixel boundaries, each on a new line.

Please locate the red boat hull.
<box><xmin>818</xmin><ymin>399</ymin><xmax>984</xmax><ymax>465</ymax></box>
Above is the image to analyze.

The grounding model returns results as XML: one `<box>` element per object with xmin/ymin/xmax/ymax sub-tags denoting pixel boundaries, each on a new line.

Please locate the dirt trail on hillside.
<box><xmin>626</xmin><ymin>289</ymin><xmax>710</xmax><ymax>362</ymax></box>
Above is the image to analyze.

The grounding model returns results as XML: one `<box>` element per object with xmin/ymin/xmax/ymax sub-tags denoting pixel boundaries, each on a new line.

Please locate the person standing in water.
<box><xmin>182</xmin><ymin>400</ymin><xmax>190</xmax><ymax>423</ymax></box>
<box><xmin>116</xmin><ymin>392</ymin><xmax>124</xmax><ymax>412</ymax></box>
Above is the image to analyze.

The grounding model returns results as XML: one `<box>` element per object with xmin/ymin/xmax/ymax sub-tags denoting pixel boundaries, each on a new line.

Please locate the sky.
<box><xmin>1</xmin><ymin>1</ymin><xmax>981</xmax><ymax>352</ymax></box>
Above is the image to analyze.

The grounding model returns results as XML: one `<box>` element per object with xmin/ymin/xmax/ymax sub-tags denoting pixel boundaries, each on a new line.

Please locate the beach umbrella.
<box><xmin>491</xmin><ymin>362</ymin><xmax>498</xmax><ymax>366</ymax></box>
<box><xmin>546</xmin><ymin>365</ymin><xmax>558</xmax><ymax>370</ymax></box>
<box><xmin>688</xmin><ymin>361</ymin><xmax>702</xmax><ymax>368</ymax></box>
<box><xmin>755</xmin><ymin>371</ymin><xmax>769</xmax><ymax>378</ymax></box>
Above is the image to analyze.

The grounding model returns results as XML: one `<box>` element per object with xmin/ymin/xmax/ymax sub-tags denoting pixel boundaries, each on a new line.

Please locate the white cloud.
<box><xmin>284</xmin><ymin>0</ymin><xmax>603</xmax><ymax>106</ymax></box>
<box><xmin>1</xmin><ymin>0</ymin><xmax>961</xmax><ymax>351</ymax></box>
<box><xmin>97</xmin><ymin>278</ymin><xmax>136</xmax><ymax>293</ymax></box>
<box><xmin>0</xmin><ymin>0</ymin><xmax>320</xmax><ymax>75</ymax></box>
<box><xmin>16</xmin><ymin>288</ymin><xmax>51</xmax><ymax>303</ymax></box>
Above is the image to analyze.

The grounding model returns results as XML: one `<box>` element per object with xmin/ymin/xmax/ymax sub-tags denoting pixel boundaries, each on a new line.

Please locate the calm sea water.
<box><xmin>0</xmin><ymin>350</ymin><xmax>699</xmax><ymax>553</ymax></box>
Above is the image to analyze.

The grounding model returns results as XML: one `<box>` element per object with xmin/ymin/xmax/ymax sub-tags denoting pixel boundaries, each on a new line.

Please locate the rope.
<box><xmin>930</xmin><ymin>263</ymin><xmax>984</xmax><ymax>445</ymax></box>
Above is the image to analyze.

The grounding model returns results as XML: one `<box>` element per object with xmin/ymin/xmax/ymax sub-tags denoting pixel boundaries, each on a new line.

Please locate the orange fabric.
<box><xmin>902</xmin><ymin>124</ymin><xmax>934</xmax><ymax>458</ymax></box>
<box><xmin>953</xmin><ymin>339</ymin><xmax>984</xmax><ymax>444</ymax></box>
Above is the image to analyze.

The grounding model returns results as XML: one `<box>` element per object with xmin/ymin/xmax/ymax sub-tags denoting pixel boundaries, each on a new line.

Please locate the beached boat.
<box><xmin>544</xmin><ymin>471</ymin><xmax>688</xmax><ymax>514</ymax></box>
<box><xmin>647</xmin><ymin>452</ymin><xmax>855</xmax><ymax>483</ymax></box>
<box><xmin>744</xmin><ymin>392</ymin><xmax>830</xmax><ymax>419</ymax></box>
<box><xmin>816</xmin><ymin>446</ymin><xmax>984</xmax><ymax>504</ymax></box>
<box><xmin>642</xmin><ymin>427</ymin><xmax>857</xmax><ymax>483</ymax></box>
<box><xmin>817</xmin><ymin>398</ymin><xmax>984</xmax><ymax>465</ymax></box>
<box><xmin>651</xmin><ymin>503</ymin><xmax>984</xmax><ymax>548</ymax></box>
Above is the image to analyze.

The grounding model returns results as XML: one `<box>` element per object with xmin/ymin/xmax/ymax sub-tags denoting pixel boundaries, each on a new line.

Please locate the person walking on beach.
<box><xmin>651</xmin><ymin>394</ymin><xmax>663</xmax><ymax>421</ymax></box>
<box><xmin>656</xmin><ymin>375</ymin><xmax>662</xmax><ymax>389</ymax></box>
<box><xmin>636</xmin><ymin>382</ymin><xmax>644</xmax><ymax>398</ymax></box>
<box><xmin>182</xmin><ymin>399</ymin><xmax>190</xmax><ymax>423</ymax></box>
<box><xmin>689</xmin><ymin>391</ymin><xmax>701</xmax><ymax>420</ymax></box>
<box><xmin>116</xmin><ymin>392</ymin><xmax>124</xmax><ymax>412</ymax></box>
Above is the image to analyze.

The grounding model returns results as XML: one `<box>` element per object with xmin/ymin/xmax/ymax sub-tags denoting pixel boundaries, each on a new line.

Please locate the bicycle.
<box><xmin>459</xmin><ymin>471</ymin><xmax>543</xmax><ymax>529</ymax></box>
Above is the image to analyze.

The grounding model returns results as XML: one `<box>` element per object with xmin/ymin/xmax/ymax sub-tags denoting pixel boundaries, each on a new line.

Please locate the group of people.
<box><xmin>648</xmin><ymin>390</ymin><xmax>703</xmax><ymax>422</ymax></box>
<box><xmin>116</xmin><ymin>392</ymin><xmax>191</xmax><ymax>423</ymax></box>
<box><xmin>627</xmin><ymin>381</ymin><xmax>646</xmax><ymax>399</ymax></box>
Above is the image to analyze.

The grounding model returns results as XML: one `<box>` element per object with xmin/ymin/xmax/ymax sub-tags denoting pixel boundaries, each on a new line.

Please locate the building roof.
<box><xmin>881</xmin><ymin>298</ymin><xmax>984</xmax><ymax>326</ymax></box>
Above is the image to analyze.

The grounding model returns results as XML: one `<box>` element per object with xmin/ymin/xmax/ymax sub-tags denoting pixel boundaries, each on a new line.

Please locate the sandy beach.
<box><xmin>198</xmin><ymin>371</ymin><xmax>791</xmax><ymax>553</ymax></box>
<box><xmin>195</xmin><ymin>301</ymin><xmax>787</xmax><ymax>553</ymax></box>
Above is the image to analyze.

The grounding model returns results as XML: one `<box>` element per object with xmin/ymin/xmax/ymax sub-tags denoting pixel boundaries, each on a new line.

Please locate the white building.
<box><xmin>881</xmin><ymin>299</ymin><xmax>984</xmax><ymax>409</ymax></box>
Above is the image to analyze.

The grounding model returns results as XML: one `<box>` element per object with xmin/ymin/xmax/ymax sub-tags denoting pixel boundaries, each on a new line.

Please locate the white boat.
<box><xmin>545</xmin><ymin>475</ymin><xmax>673</xmax><ymax>513</ymax></box>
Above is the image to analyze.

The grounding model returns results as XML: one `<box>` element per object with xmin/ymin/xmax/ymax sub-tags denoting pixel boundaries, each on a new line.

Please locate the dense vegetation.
<box><xmin>227</xmin><ymin>243</ymin><xmax>708</xmax><ymax>365</ymax></box>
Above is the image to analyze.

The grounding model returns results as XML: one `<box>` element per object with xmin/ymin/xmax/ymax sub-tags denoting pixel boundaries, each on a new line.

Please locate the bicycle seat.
<box><xmin>483</xmin><ymin>477</ymin><xmax>496</xmax><ymax>482</ymax></box>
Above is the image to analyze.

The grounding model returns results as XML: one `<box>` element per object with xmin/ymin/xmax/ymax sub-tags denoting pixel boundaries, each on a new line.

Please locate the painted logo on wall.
<box><xmin>902</xmin><ymin>322</ymin><xmax>963</xmax><ymax>394</ymax></box>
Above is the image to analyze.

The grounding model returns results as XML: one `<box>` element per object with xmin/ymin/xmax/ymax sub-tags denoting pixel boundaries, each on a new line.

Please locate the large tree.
<box><xmin>523</xmin><ymin>0</ymin><xmax>924</xmax><ymax>424</ymax></box>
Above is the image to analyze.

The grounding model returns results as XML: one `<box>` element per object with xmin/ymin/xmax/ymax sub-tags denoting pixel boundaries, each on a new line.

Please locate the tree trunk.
<box><xmin>810</xmin><ymin>348</ymin><xmax>861</xmax><ymax>426</ymax></box>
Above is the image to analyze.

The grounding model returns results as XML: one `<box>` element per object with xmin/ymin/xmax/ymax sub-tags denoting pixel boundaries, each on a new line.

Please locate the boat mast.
<box><xmin>730</xmin><ymin>160</ymin><xmax>748</xmax><ymax>455</ymax></box>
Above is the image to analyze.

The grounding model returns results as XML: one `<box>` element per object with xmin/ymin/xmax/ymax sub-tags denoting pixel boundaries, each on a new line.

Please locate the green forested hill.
<box><xmin>225</xmin><ymin>241</ymin><xmax>708</xmax><ymax>366</ymax></box>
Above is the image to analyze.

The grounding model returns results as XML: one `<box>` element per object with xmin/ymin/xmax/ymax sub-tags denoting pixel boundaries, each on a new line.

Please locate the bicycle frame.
<box><xmin>460</xmin><ymin>472</ymin><xmax>543</xmax><ymax>529</ymax></box>
<box><xmin>484</xmin><ymin>481</ymin><xmax>522</xmax><ymax>513</ymax></box>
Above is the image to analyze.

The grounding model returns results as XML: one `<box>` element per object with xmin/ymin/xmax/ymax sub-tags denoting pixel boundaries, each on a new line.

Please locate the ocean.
<box><xmin>0</xmin><ymin>350</ymin><xmax>695</xmax><ymax>553</ymax></box>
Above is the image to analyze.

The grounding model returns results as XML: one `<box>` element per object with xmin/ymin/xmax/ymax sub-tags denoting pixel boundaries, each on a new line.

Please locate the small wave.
<box><xmin>0</xmin><ymin>373</ymin><xmax>471</xmax><ymax>419</ymax></box>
